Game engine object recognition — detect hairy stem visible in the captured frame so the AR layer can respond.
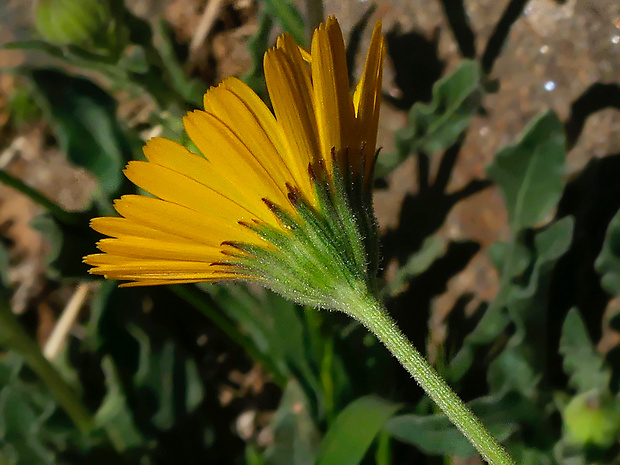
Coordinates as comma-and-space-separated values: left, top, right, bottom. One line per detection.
348, 293, 515, 465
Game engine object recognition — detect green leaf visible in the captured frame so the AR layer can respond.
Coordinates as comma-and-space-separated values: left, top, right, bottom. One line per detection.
487, 218, 574, 394
487, 347, 540, 397
2, 40, 64, 58
246, 445, 266, 465
385, 236, 447, 297
487, 241, 530, 278
263, 0, 305, 46
510, 446, 554, 465
509, 217, 574, 337
0, 386, 56, 465
25, 68, 127, 194
7, 85, 43, 127
129, 326, 204, 430
449, 217, 573, 383
95, 356, 143, 452
0, 353, 77, 465
486, 111, 565, 230
379, 60, 482, 175
315, 396, 401, 465
155, 20, 204, 106
263, 380, 321, 465
386, 393, 538, 459
560, 309, 610, 393
595, 208, 620, 296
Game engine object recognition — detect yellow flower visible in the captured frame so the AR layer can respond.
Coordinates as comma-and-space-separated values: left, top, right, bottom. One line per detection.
85, 17, 385, 310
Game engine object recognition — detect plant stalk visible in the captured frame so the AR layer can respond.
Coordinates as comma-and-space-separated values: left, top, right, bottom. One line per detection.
0, 299, 93, 432
349, 293, 515, 465
0, 170, 79, 225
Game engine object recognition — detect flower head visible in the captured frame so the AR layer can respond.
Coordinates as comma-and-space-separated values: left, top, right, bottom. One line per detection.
85, 17, 385, 312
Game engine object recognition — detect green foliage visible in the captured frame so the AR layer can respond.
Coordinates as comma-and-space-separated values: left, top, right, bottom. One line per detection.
6, 85, 43, 128
487, 111, 565, 230
34, 0, 110, 47
560, 309, 610, 393
95, 356, 143, 452
263, 0, 306, 46
595, 208, 620, 295
315, 396, 400, 465
0, 244, 9, 289
562, 390, 620, 449
206, 285, 324, 391
379, 60, 482, 176
386, 392, 538, 458
0, 354, 63, 465
448, 110, 570, 383
24, 68, 127, 194
262, 380, 321, 465
384, 236, 447, 297
31, 212, 100, 279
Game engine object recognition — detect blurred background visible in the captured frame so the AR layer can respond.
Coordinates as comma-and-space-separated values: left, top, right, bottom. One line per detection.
0, 0, 620, 464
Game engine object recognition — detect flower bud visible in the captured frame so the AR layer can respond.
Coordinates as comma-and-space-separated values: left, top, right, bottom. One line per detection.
34, 0, 109, 46
563, 390, 620, 448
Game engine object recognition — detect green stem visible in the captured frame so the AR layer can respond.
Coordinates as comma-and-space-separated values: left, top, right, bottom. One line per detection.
349, 293, 515, 465
0, 299, 93, 432
0, 170, 79, 225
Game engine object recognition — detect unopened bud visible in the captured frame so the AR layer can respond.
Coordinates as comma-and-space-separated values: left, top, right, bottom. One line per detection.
34, 0, 109, 46
563, 391, 620, 448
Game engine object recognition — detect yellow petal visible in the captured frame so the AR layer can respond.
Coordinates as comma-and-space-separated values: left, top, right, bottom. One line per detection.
123, 161, 274, 226
352, 19, 385, 182
311, 17, 356, 173
210, 77, 317, 203
264, 35, 320, 179
96, 237, 225, 262
84, 247, 243, 283
183, 110, 290, 209
85, 256, 231, 274
203, 79, 293, 186
118, 276, 242, 287
143, 137, 263, 215
111, 195, 263, 246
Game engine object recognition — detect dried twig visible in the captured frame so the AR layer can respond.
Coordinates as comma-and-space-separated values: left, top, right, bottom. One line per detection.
189, 0, 226, 60
43, 282, 91, 360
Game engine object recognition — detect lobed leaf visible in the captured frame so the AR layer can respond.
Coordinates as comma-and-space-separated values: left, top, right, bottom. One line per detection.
486, 111, 565, 231
379, 60, 482, 176
560, 308, 610, 393
595, 208, 620, 296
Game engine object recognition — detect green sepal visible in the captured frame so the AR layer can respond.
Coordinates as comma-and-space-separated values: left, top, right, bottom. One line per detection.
227, 158, 381, 314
